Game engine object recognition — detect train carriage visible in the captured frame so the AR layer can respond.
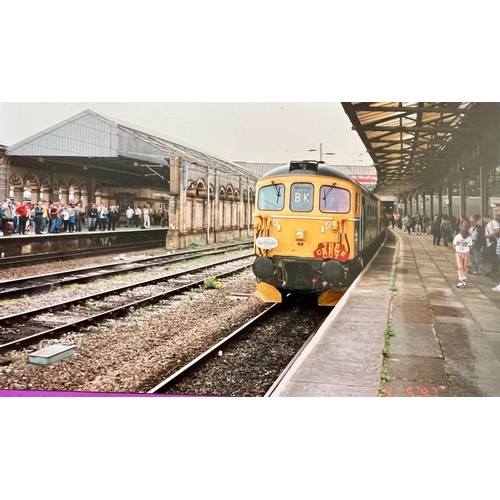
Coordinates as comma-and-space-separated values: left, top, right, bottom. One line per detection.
252, 160, 383, 306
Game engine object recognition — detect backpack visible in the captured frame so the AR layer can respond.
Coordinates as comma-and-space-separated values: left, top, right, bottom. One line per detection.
441, 220, 451, 231
475, 225, 486, 247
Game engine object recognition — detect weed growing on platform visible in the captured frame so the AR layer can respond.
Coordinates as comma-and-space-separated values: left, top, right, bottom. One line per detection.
379, 325, 394, 396
389, 270, 398, 293
382, 325, 394, 357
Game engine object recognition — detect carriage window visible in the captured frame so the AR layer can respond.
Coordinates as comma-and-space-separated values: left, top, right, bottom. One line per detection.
257, 183, 285, 210
290, 183, 314, 212
320, 186, 351, 213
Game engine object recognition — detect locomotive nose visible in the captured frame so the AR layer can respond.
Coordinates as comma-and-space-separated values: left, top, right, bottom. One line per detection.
252, 257, 274, 279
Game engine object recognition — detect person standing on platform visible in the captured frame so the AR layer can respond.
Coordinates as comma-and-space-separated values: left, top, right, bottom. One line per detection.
2, 199, 15, 236
143, 206, 150, 229
440, 215, 452, 247
126, 206, 134, 227
394, 212, 401, 229
74, 202, 83, 232
431, 215, 441, 245
453, 228, 473, 288
34, 201, 44, 234
482, 213, 500, 277
16, 201, 29, 235
68, 204, 76, 232
87, 203, 98, 231
134, 206, 142, 228
414, 214, 422, 235
402, 214, 411, 234
49, 203, 59, 233
98, 204, 108, 231
468, 215, 484, 274
492, 235, 500, 292
41, 201, 48, 233
107, 205, 119, 231
161, 207, 169, 228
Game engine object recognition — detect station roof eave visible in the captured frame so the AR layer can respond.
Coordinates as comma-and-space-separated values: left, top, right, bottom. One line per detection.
341, 102, 479, 197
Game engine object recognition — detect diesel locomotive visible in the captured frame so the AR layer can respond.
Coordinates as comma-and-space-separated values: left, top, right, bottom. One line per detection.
252, 160, 383, 306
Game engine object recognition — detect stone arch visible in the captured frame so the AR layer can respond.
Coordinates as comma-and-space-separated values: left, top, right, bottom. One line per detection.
39, 178, 51, 202
68, 178, 82, 205
8, 173, 23, 200
22, 173, 40, 202
196, 178, 207, 197
186, 178, 197, 196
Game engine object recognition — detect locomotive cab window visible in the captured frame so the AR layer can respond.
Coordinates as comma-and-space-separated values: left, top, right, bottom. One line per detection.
290, 183, 314, 212
257, 183, 285, 210
320, 185, 351, 213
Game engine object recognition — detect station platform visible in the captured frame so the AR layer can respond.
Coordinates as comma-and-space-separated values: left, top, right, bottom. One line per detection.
0, 225, 168, 259
270, 227, 500, 397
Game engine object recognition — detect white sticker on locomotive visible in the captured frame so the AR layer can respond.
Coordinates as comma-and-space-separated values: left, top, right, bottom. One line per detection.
256, 236, 278, 250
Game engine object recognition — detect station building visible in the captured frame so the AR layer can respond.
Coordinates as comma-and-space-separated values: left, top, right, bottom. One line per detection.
0, 109, 259, 249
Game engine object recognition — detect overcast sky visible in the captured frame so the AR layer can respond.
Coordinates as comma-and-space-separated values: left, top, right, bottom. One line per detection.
0, 102, 371, 166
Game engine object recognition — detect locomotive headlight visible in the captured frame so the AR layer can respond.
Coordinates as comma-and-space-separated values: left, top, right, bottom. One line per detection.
296, 231, 304, 240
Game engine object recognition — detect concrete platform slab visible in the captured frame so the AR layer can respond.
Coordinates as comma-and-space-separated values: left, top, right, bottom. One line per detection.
271, 227, 500, 397
389, 324, 442, 358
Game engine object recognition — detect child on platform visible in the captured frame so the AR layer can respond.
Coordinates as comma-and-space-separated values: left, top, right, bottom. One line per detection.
453, 228, 473, 288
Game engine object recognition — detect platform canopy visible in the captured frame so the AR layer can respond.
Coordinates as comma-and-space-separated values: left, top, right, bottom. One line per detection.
341, 102, 481, 196
6, 109, 257, 188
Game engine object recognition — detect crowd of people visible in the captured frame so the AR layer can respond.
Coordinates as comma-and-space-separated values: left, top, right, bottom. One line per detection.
0, 199, 170, 237
386, 210, 500, 292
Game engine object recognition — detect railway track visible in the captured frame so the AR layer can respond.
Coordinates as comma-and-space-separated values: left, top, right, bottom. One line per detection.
148, 297, 333, 397
0, 238, 253, 269
0, 241, 252, 298
0, 239, 164, 269
0, 254, 253, 354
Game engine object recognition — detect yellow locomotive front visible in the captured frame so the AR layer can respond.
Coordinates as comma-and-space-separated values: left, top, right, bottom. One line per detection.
252, 160, 374, 307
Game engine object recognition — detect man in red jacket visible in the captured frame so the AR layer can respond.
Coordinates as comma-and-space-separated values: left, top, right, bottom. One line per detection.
16, 202, 29, 235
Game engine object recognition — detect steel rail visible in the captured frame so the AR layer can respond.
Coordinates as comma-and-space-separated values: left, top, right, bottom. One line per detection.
0, 243, 252, 298
0, 239, 252, 269
0, 254, 254, 327
0, 262, 252, 354
148, 303, 280, 394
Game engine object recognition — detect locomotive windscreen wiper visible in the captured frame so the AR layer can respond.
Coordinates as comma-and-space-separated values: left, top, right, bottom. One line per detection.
321, 183, 336, 204
272, 182, 282, 204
